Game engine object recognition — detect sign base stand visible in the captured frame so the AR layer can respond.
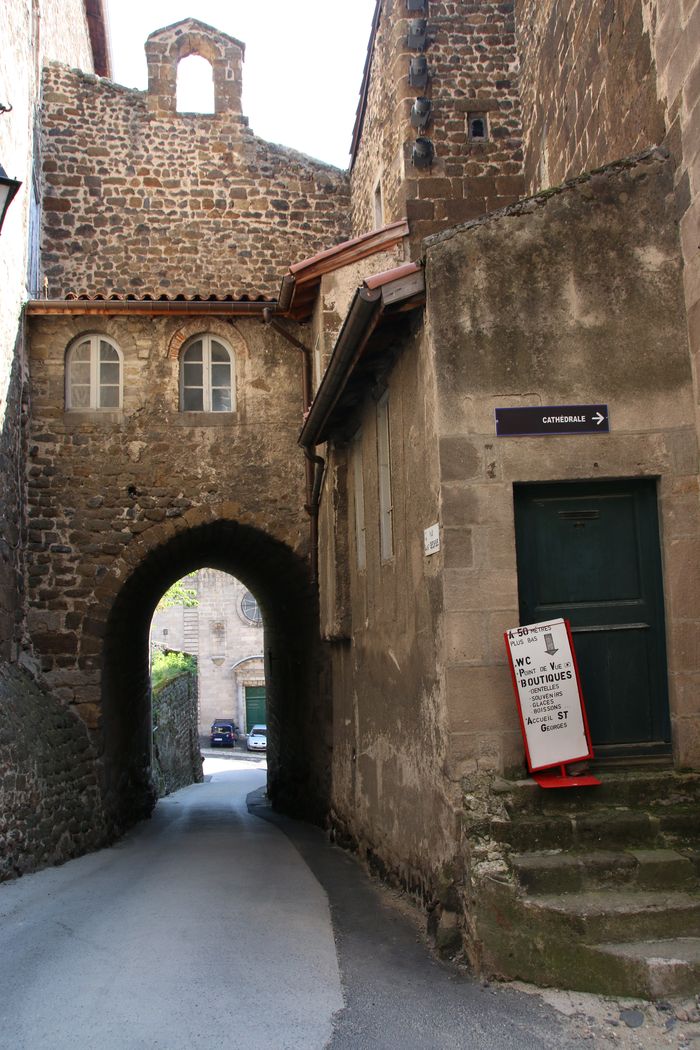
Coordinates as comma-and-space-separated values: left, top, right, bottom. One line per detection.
533, 764, 601, 789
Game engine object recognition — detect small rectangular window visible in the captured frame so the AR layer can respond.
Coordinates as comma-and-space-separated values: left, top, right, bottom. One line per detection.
377, 392, 394, 561
373, 179, 384, 229
353, 430, 366, 571
313, 335, 322, 393
468, 112, 488, 141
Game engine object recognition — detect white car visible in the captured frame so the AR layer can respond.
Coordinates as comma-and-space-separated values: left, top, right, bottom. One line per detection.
247, 724, 267, 751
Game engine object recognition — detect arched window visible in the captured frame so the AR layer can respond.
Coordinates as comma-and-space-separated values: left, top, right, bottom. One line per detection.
180, 334, 235, 413
66, 334, 122, 410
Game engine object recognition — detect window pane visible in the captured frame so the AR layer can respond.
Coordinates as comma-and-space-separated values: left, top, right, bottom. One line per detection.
211, 363, 230, 387
99, 385, 120, 408
184, 341, 203, 362
71, 362, 91, 385
100, 362, 120, 385
210, 340, 229, 362
70, 384, 91, 408
73, 341, 91, 362
99, 341, 119, 361
184, 362, 203, 386
183, 387, 204, 411
211, 388, 232, 412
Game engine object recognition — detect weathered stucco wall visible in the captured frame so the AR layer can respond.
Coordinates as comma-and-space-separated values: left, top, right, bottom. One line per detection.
425, 148, 700, 774
351, 0, 525, 248
322, 313, 456, 902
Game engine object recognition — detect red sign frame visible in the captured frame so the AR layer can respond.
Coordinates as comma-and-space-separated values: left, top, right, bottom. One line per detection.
504, 618, 595, 774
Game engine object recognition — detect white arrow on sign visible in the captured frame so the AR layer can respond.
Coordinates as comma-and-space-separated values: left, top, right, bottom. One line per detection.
592, 412, 605, 425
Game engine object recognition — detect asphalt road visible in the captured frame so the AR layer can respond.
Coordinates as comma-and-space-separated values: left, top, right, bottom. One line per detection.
0, 759, 588, 1049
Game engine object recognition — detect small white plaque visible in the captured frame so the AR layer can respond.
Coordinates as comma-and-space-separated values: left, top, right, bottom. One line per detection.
424, 523, 440, 556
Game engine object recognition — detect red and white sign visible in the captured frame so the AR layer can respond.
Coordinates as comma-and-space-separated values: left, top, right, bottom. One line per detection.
504, 618, 594, 772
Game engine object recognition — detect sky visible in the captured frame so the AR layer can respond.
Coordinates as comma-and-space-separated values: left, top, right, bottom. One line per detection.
105, 0, 377, 169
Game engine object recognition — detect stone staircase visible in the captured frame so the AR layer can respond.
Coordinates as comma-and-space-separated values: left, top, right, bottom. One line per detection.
469, 770, 700, 998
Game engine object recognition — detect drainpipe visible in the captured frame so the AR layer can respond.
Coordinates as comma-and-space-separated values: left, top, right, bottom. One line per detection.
262, 310, 324, 585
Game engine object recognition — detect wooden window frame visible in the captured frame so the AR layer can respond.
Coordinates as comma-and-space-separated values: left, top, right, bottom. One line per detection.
376, 391, 394, 561
65, 334, 123, 411
353, 429, 367, 571
180, 333, 236, 413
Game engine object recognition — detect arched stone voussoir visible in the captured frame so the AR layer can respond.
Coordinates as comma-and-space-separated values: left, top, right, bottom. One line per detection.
166, 319, 248, 360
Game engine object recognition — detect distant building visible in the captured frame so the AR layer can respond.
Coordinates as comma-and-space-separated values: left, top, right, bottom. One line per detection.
151, 570, 265, 735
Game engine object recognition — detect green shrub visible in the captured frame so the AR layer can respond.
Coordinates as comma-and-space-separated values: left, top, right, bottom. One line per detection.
151, 649, 197, 688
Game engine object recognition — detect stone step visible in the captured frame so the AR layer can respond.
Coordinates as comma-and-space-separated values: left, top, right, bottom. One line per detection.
489, 808, 662, 851
493, 771, 700, 817
586, 937, 700, 999
512, 848, 697, 894
523, 889, 700, 943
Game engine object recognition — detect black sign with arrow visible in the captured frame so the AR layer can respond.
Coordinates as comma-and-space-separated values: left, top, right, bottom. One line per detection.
495, 404, 610, 437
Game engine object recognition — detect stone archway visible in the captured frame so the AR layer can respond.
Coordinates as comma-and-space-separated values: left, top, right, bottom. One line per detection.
95, 517, 327, 836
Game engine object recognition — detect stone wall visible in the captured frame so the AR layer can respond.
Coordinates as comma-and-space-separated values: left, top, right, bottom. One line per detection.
40, 50, 351, 299
351, 0, 525, 249
152, 670, 202, 796
0, 1, 95, 658
515, 0, 666, 192
26, 310, 326, 829
0, 662, 107, 881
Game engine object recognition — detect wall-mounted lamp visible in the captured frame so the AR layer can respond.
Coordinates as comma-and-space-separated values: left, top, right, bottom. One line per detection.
412, 137, 434, 168
0, 165, 21, 235
407, 18, 428, 49
409, 55, 429, 88
411, 97, 432, 129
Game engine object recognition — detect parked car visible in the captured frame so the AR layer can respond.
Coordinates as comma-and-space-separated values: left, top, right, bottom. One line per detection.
210, 720, 237, 747
246, 724, 267, 751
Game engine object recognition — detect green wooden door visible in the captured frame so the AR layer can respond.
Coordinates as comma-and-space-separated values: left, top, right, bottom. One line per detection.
245, 686, 266, 732
514, 480, 670, 754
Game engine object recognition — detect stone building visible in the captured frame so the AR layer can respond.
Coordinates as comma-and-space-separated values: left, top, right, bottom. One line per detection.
2, 0, 700, 996
151, 569, 266, 736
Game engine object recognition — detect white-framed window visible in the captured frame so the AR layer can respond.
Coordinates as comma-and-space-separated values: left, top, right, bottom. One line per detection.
180, 334, 235, 412
66, 334, 123, 410
376, 391, 394, 561
353, 429, 367, 570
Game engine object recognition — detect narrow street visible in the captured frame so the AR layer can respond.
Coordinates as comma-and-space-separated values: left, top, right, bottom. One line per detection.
0, 761, 635, 1049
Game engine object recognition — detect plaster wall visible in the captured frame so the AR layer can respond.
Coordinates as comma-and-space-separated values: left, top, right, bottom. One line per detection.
425, 149, 700, 774
321, 314, 456, 898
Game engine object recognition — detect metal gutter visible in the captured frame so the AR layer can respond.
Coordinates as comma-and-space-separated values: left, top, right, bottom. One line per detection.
299, 286, 383, 449
299, 263, 424, 449
26, 299, 273, 318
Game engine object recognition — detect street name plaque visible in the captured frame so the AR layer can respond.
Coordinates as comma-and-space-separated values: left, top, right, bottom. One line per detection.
495, 404, 609, 436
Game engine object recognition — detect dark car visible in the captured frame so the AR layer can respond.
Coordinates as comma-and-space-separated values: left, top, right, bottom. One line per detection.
210, 720, 237, 747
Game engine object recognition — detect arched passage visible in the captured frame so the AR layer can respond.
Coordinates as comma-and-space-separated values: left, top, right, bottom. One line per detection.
99, 518, 328, 834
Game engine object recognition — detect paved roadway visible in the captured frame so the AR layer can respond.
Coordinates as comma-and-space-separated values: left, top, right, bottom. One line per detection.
0, 757, 587, 1049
